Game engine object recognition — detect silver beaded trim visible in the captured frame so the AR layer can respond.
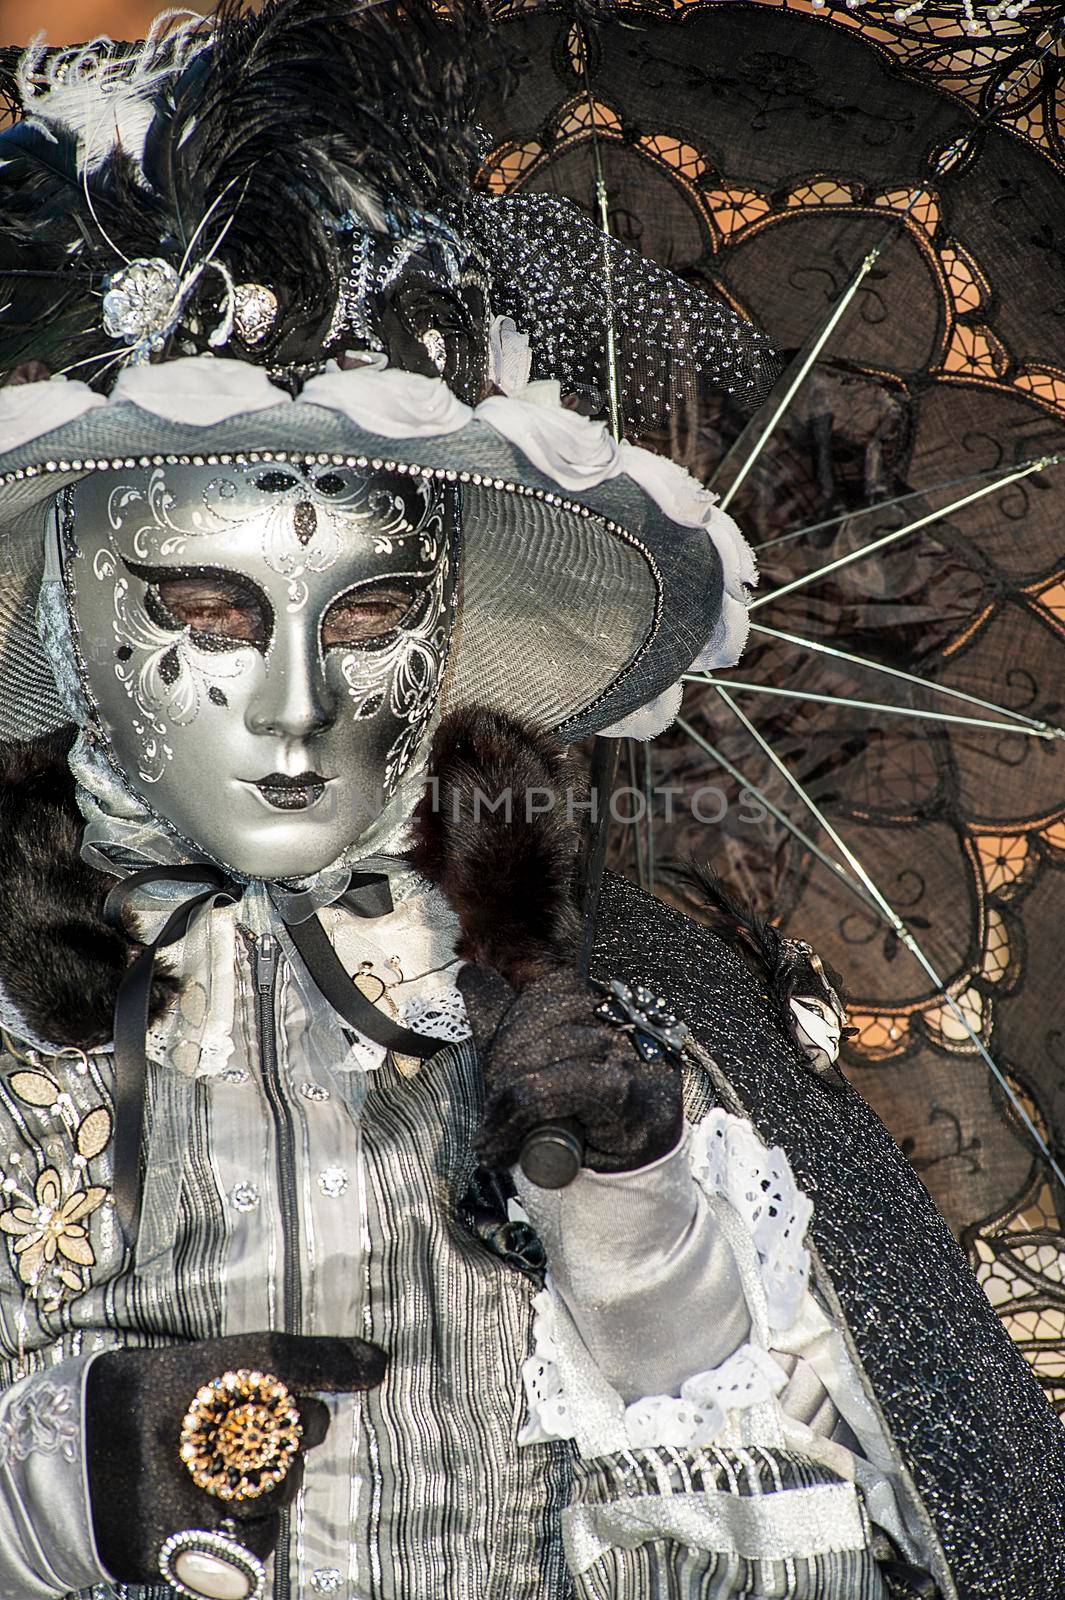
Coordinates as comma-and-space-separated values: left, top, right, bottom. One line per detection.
3, 449, 605, 523
14, 448, 666, 726
158, 1527, 266, 1600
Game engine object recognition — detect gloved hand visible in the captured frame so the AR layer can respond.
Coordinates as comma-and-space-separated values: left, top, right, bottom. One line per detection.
459, 963, 683, 1175
410, 704, 684, 1177
86, 1330, 387, 1583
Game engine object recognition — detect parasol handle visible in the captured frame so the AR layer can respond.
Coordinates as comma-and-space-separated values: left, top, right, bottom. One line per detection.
518, 1118, 585, 1189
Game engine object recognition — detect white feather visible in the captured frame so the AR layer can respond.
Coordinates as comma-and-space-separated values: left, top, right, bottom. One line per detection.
16, 10, 211, 177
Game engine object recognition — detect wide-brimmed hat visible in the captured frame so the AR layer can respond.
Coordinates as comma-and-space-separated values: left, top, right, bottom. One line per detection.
0, 357, 753, 746
0, 0, 765, 751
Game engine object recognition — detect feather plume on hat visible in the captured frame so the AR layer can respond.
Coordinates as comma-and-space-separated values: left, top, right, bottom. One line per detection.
0, 0, 496, 387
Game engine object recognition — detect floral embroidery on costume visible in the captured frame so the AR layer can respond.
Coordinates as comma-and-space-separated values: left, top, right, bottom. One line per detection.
0, 1168, 107, 1290
0, 1056, 113, 1309
0, 1378, 78, 1466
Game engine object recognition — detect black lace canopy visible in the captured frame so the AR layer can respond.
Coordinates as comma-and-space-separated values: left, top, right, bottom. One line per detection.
473, 0, 1065, 1412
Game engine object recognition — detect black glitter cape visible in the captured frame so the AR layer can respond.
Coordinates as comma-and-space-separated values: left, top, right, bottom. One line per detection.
594, 871, 1065, 1600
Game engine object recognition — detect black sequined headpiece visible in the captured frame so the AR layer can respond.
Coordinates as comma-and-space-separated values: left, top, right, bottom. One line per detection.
0, 0, 781, 421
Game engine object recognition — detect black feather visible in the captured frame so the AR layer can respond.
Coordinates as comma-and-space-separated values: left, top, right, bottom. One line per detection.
684, 861, 851, 1035
0, 0, 499, 385
683, 862, 787, 991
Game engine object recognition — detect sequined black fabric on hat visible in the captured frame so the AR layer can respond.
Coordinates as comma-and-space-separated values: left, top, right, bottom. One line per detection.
594, 872, 1065, 1600
463, 193, 782, 431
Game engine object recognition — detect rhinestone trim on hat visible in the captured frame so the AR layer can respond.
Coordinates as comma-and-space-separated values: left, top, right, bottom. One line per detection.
4, 450, 616, 534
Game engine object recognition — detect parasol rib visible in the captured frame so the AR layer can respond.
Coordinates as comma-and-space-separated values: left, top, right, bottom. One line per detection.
751, 460, 1059, 553
718, 241, 885, 513
625, 737, 648, 891
713, 685, 1065, 1195
644, 739, 656, 893
750, 623, 1061, 736
576, 20, 623, 444
675, 714, 883, 916
713, 21, 1065, 511
686, 676, 1060, 738
749, 458, 1059, 610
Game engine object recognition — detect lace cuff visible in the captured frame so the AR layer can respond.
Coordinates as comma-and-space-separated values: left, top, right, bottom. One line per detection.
688, 1109, 813, 1335
520, 1109, 813, 1453
395, 985, 471, 1043
520, 1286, 788, 1451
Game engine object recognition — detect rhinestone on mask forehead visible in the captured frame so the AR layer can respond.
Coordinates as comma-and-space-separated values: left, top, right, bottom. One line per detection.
182, 456, 446, 542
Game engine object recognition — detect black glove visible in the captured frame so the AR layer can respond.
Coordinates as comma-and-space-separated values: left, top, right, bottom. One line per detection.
460, 964, 683, 1175
86, 1330, 387, 1583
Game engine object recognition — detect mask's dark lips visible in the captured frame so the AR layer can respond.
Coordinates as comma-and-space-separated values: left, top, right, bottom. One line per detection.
253, 772, 327, 811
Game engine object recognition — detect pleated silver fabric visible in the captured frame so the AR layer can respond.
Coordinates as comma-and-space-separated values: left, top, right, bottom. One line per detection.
0, 976, 887, 1598
309, 1037, 576, 1599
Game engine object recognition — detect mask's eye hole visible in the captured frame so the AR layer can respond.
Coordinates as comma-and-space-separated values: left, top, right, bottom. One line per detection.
796, 998, 838, 1027
147, 574, 269, 649
322, 581, 416, 649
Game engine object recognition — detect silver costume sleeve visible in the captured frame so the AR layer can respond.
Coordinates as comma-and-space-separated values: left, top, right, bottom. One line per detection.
514, 1133, 750, 1403
0, 1355, 109, 1599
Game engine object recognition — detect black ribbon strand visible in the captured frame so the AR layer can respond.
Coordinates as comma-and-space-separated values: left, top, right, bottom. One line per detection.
105, 865, 432, 1251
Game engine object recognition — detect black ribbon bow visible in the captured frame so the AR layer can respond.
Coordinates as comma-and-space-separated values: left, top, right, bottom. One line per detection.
104, 866, 438, 1249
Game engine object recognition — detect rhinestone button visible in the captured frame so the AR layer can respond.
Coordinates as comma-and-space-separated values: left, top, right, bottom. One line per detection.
311, 1571, 342, 1594
317, 1167, 348, 1198
221, 1067, 249, 1085
230, 1181, 260, 1212
300, 1082, 330, 1103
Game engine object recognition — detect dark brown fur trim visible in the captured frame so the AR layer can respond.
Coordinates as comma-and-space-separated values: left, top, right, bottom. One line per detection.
0, 730, 166, 1049
409, 707, 583, 988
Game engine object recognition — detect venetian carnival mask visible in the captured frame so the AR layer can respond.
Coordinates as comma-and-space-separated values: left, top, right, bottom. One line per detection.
785, 940, 849, 1074
60, 460, 457, 879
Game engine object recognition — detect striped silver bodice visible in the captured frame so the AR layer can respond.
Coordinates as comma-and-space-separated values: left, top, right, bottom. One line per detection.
0, 924, 886, 1600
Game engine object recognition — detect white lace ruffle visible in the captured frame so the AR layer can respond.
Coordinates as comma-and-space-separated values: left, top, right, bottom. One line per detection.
519, 1289, 788, 1450
519, 1290, 574, 1445
624, 1344, 787, 1450
689, 1109, 813, 1335
520, 1111, 813, 1451
395, 986, 471, 1043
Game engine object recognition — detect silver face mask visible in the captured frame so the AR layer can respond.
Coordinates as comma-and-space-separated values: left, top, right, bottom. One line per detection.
60, 460, 457, 879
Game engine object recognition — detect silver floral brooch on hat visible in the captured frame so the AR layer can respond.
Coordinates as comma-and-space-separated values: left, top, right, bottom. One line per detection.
102, 256, 278, 363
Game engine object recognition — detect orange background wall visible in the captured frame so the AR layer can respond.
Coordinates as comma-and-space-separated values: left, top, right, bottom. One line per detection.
0, 1, 205, 46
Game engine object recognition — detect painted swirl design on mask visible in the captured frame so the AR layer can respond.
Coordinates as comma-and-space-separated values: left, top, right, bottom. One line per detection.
108, 571, 256, 782
338, 490, 452, 796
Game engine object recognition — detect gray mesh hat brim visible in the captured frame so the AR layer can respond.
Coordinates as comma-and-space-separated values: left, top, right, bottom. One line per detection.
0, 364, 747, 744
